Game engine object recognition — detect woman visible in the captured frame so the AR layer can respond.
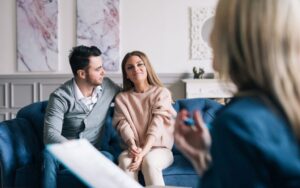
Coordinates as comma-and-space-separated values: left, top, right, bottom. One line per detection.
174, 0, 300, 187
113, 51, 176, 186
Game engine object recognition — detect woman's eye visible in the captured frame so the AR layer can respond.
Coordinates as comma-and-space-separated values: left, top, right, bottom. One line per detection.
126, 66, 133, 70
126, 63, 144, 70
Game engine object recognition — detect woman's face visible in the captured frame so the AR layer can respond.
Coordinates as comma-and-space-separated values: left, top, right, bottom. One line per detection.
124, 55, 148, 85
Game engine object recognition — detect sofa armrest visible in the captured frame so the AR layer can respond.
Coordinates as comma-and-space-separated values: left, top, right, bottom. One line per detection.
0, 118, 41, 187
16, 101, 48, 148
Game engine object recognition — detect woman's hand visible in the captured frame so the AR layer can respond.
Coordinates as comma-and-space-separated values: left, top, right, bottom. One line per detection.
128, 144, 142, 158
174, 110, 212, 174
127, 139, 142, 158
126, 141, 143, 171
127, 135, 156, 172
128, 152, 144, 172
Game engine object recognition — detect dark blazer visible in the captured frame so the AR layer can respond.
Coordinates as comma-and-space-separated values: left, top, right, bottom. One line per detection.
202, 96, 300, 188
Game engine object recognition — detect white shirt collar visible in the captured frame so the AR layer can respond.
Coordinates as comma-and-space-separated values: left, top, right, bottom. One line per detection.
73, 79, 102, 101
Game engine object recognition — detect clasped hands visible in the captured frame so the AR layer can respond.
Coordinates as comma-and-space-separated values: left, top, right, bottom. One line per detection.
127, 142, 144, 172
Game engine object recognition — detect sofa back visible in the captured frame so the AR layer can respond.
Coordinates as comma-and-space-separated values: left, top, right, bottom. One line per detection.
173, 98, 221, 124
15, 98, 223, 150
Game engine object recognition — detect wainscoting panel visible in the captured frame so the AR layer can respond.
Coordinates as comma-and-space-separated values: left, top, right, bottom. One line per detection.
0, 73, 190, 120
39, 82, 64, 101
0, 113, 7, 122
11, 83, 36, 108
0, 83, 8, 108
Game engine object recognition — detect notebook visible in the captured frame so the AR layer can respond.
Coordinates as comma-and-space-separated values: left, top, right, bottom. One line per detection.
46, 139, 143, 188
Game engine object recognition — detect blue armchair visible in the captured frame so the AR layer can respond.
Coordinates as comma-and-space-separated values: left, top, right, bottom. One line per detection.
0, 98, 222, 188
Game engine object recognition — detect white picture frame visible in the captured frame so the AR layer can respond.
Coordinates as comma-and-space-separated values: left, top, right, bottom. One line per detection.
190, 7, 215, 60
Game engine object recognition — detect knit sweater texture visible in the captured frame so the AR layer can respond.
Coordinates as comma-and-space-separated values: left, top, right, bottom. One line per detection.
113, 86, 176, 149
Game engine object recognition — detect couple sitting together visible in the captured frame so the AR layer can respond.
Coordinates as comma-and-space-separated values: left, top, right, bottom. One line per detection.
43, 0, 300, 187
42, 45, 176, 187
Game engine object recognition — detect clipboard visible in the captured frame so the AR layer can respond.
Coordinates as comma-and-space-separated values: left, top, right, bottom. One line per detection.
46, 139, 143, 188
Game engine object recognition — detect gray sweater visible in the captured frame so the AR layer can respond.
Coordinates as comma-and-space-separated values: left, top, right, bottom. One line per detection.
43, 77, 120, 147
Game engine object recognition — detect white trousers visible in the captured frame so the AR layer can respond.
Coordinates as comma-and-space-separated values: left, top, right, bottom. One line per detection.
118, 147, 174, 186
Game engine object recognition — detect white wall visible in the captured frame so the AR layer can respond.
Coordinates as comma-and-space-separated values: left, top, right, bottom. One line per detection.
0, 0, 217, 75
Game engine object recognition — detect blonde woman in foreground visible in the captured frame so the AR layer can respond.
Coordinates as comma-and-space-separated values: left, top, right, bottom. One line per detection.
113, 51, 176, 186
174, 0, 300, 187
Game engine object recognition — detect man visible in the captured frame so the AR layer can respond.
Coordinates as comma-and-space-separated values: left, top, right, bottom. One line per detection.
42, 45, 120, 188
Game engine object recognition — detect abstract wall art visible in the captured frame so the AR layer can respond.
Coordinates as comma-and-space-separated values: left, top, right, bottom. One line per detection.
190, 7, 215, 60
16, 0, 59, 72
77, 0, 120, 71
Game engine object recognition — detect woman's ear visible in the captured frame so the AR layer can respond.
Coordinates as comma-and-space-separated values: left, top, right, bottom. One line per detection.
77, 69, 86, 79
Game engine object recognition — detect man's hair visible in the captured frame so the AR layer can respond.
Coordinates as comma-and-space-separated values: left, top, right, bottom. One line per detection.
69, 45, 102, 76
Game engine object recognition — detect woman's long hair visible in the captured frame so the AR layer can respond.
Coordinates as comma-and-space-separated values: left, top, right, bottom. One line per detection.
211, 0, 300, 140
121, 51, 163, 91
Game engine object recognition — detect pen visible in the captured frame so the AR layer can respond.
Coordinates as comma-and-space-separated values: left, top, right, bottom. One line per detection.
173, 115, 197, 130
183, 117, 194, 126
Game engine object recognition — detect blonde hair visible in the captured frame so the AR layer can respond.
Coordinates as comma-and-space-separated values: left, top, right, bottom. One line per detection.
121, 51, 163, 91
211, 0, 300, 140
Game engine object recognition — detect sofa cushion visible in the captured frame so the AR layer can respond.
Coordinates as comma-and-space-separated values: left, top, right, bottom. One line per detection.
138, 155, 199, 187
164, 155, 197, 175
164, 174, 199, 188
162, 155, 200, 188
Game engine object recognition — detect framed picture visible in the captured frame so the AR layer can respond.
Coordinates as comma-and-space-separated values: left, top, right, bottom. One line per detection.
77, 0, 120, 72
190, 7, 215, 60
16, 0, 58, 72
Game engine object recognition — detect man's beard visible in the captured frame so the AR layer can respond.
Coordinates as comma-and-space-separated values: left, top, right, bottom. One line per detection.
85, 74, 102, 87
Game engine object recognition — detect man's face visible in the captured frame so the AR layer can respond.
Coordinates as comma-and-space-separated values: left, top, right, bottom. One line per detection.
84, 56, 105, 86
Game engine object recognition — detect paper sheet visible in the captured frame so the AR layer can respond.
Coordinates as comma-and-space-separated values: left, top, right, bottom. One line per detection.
47, 139, 142, 188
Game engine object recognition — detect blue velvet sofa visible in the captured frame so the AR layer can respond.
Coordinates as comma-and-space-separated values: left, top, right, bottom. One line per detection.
0, 98, 222, 188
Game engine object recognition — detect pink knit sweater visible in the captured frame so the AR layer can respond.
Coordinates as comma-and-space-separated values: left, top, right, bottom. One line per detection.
113, 86, 176, 149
